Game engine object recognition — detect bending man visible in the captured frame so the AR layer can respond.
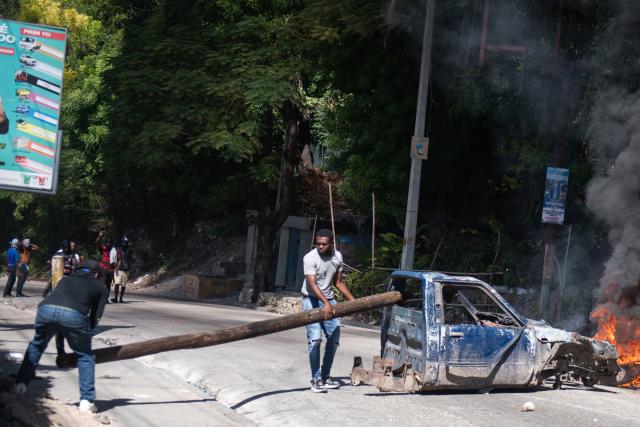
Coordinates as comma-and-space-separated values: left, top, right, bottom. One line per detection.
13, 259, 108, 413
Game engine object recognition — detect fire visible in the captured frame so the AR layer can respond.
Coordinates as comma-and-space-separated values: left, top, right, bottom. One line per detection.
592, 305, 640, 388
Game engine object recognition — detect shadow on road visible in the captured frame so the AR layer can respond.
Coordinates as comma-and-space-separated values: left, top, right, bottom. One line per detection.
107, 300, 144, 305
231, 376, 358, 409
230, 387, 309, 410
96, 397, 217, 411
94, 325, 137, 334
0, 323, 40, 331
362, 383, 619, 396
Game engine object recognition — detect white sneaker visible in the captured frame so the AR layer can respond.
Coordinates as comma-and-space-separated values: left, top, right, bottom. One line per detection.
79, 399, 97, 413
10, 383, 27, 395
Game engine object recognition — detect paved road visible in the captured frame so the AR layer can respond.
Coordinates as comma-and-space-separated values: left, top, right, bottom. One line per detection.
2, 280, 639, 426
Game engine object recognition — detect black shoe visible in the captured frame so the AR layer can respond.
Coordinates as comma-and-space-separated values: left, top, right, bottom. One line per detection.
310, 378, 327, 393
110, 298, 118, 303
16, 293, 26, 297
324, 377, 340, 389
3, 294, 13, 298
118, 299, 124, 303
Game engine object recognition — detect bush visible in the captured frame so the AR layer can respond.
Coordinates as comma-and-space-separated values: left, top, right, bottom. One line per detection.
338, 269, 390, 301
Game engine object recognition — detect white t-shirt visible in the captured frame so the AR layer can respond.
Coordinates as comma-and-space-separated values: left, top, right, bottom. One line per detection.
109, 247, 118, 265
301, 248, 343, 299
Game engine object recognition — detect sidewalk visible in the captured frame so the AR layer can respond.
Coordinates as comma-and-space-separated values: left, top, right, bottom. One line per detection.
0, 278, 253, 426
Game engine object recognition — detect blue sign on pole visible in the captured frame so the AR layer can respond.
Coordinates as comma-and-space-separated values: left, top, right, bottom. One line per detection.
0, 19, 67, 194
542, 167, 569, 224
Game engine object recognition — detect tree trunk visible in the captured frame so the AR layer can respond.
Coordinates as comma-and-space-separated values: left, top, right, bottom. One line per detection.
251, 101, 305, 301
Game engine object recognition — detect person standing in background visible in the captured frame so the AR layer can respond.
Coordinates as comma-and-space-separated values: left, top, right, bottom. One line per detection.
3, 238, 20, 297
95, 232, 115, 303
111, 236, 132, 303
16, 239, 39, 297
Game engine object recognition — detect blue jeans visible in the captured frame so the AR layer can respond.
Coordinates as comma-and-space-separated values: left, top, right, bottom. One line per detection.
17, 304, 96, 401
3, 265, 17, 295
303, 296, 340, 381
16, 264, 29, 294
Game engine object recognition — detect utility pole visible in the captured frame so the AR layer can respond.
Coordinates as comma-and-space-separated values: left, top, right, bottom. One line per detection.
400, 0, 436, 269
540, 0, 567, 319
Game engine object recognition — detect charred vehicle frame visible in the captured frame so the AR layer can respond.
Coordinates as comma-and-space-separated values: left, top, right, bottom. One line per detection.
351, 271, 626, 392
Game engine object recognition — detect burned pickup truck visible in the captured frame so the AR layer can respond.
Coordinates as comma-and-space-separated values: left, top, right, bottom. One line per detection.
351, 271, 625, 392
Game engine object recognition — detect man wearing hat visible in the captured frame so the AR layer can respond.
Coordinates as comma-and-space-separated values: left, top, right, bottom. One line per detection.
12, 259, 108, 413
15, 238, 39, 297
3, 238, 20, 297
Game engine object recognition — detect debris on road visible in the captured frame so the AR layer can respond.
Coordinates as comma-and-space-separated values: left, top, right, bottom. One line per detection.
521, 402, 535, 412
5, 352, 23, 362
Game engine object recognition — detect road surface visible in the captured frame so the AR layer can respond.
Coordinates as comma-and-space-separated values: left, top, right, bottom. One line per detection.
1, 279, 639, 426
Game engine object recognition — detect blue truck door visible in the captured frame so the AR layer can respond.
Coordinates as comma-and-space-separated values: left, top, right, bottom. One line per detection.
445, 324, 518, 365
382, 276, 428, 376
439, 283, 535, 386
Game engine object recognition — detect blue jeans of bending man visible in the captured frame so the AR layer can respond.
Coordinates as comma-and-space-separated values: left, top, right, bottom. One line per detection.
16, 304, 96, 401
303, 296, 340, 381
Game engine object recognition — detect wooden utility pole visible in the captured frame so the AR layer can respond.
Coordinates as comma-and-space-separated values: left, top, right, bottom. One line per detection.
540, 0, 569, 319
57, 292, 403, 368
371, 193, 376, 269
328, 182, 336, 247
51, 255, 64, 288
478, 0, 490, 66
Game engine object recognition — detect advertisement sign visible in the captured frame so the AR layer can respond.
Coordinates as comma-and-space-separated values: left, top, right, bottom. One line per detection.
542, 167, 569, 224
0, 20, 67, 194
410, 136, 429, 160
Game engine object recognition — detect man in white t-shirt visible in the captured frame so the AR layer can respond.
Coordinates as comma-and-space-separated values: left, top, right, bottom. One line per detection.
301, 229, 354, 393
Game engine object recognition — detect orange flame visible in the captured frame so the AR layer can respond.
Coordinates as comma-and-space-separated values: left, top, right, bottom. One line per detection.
592, 305, 640, 388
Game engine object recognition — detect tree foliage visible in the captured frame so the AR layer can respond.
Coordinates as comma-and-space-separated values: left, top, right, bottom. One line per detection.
0, 0, 625, 298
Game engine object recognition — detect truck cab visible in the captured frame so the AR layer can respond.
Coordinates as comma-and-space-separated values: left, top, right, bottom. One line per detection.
351, 270, 622, 392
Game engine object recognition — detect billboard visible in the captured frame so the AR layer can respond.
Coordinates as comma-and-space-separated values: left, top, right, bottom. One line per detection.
542, 167, 569, 224
0, 20, 67, 194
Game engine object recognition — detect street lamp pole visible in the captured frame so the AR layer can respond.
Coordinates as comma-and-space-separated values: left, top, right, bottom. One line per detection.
400, 0, 436, 269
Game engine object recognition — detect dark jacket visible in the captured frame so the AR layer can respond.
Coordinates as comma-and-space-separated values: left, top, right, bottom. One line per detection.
41, 270, 108, 328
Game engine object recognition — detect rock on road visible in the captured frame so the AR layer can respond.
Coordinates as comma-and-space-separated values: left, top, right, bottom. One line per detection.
1, 279, 639, 427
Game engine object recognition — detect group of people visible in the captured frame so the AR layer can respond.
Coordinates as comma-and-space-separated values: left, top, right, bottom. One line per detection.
3, 232, 133, 303
95, 231, 133, 304
10, 227, 347, 414
2, 238, 39, 298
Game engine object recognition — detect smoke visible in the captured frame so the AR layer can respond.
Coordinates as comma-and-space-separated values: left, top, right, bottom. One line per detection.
586, 0, 640, 352
586, 90, 640, 329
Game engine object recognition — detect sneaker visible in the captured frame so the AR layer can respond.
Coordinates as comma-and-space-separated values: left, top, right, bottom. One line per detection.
110, 298, 118, 303
310, 378, 327, 393
324, 377, 340, 389
16, 293, 26, 297
79, 399, 97, 413
11, 383, 27, 395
